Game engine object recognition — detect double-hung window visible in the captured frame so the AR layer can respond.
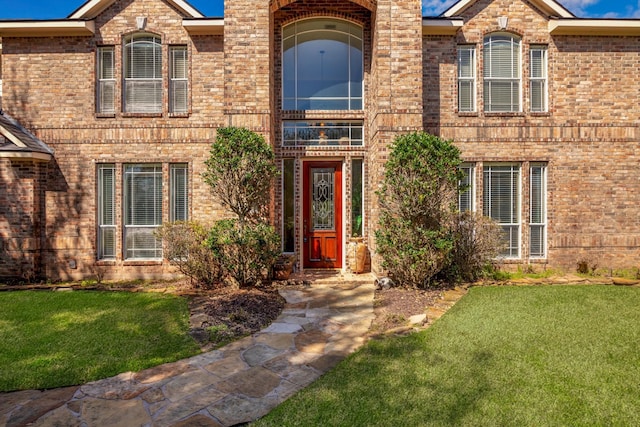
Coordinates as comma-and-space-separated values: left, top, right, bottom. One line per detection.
530, 46, 548, 113
530, 163, 547, 258
97, 47, 116, 114
483, 164, 521, 257
457, 46, 476, 113
459, 164, 475, 212
97, 164, 116, 259
483, 34, 521, 112
124, 164, 163, 259
170, 46, 188, 113
124, 34, 162, 113
170, 164, 188, 222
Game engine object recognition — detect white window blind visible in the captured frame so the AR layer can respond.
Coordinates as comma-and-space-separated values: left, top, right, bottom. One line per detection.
458, 46, 476, 112
484, 34, 521, 112
124, 34, 162, 113
530, 46, 548, 113
170, 164, 188, 222
458, 164, 474, 212
97, 47, 116, 114
170, 46, 188, 113
124, 164, 162, 259
97, 164, 116, 259
483, 164, 521, 257
530, 163, 547, 258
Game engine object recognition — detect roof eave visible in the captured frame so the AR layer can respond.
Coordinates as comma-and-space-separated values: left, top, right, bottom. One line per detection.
422, 18, 464, 35
182, 19, 224, 35
69, 0, 204, 19
0, 20, 95, 37
549, 19, 640, 36
0, 151, 52, 161
442, 0, 574, 19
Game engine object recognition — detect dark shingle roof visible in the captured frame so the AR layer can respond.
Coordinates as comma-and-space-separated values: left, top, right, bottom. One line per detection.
0, 110, 54, 156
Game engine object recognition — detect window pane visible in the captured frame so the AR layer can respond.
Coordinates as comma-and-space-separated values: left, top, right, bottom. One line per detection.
97, 47, 115, 114
124, 34, 162, 113
530, 164, 546, 258
124, 164, 162, 259
170, 46, 188, 113
483, 164, 520, 257
283, 159, 295, 252
351, 159, 363, 237
530, 46, 547, 112
170, 164, 188, 222
282, 19, 363, 111
97, 164, 116, 260
458, 165, 474, 212
484, 34, 521, 112
282, 121, 363, 146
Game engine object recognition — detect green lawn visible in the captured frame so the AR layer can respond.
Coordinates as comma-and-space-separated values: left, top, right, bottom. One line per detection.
254, 285, 640, 426
0, 291, 201, 392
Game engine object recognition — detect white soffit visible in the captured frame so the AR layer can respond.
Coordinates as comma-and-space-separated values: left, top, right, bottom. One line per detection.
182, 19, 224, 35
443, 0, 574, 18
69, 0, 204, 19
549, 19, 640, 36
422, 18, 464, 35
0, 20, 95, 37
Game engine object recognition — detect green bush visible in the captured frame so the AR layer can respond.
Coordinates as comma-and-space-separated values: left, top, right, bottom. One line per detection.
207, 219, 281, 287
375, 132, 501, 288
156, 221, 222, 289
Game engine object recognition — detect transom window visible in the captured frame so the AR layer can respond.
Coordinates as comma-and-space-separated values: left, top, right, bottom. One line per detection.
282, 121, 363, 146
282, 18, 363, 110
124, 34, 162, 113
483, 34, 521, 112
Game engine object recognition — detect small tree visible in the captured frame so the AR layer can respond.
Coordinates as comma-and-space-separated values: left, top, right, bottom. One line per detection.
376, 132, 501, 288
203, 127, 280, 286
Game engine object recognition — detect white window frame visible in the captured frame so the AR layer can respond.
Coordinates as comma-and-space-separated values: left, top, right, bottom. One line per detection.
124, 34, 162, 113
282, 18, 364, 111
170, 45, 188, 114
97, 46, 116, 114
457, 46, 476, 113
483, 163, 521, 258
483, 33, 522, 113
529, 163, 547, 258
97, 164, 116, 260
170, 164, 188, 222
529, 45, 548, 113
123, 164, 163, 260
458, 163, 475, 212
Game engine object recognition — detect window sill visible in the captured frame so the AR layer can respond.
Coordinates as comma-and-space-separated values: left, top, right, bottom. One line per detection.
122, 112, 163, 118
457, 111, 478, 117
529, 112, 551, 117
484, 112, 525, 117
95, 260, 116, 266
96, 113, 116, 119
169, 112, 190, 118
123, 259, 163, 266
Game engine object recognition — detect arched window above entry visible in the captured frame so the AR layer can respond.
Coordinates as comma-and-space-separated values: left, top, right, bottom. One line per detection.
282, 18, 363, 110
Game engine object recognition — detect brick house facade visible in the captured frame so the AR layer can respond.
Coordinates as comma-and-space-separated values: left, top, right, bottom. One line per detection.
0, 0, 638, 281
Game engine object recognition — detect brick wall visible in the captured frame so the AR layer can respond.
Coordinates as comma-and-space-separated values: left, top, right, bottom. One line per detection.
422, 0, 640, 270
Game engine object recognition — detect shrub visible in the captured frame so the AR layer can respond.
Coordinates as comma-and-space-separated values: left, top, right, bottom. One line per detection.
156, 221, 222, 289
207, 219, 281, 287
376, 132, 502, 288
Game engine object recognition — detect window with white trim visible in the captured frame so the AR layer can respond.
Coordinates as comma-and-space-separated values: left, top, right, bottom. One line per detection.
170, 46, 188, 113
97, 163, 189, 260
457, 46, 476, 112
170, 164, 188, 222
483, 164, 521, 258
124, 34, 162, 113
458, 163, 475, 212
97, 47, 116, 114
529, 46, 548, 113
282, 18, 363, 110
529, 163, 547, 258
483, 34, 521, 112
97, 164, 116, 259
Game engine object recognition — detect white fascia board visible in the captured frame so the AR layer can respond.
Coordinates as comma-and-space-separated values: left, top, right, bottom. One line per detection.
0, 151, 52, 161
70, 0, 204, 19
549, 19, 640, 36
422, 18, 464, 35
443, 0, 573, 18
0, 20, 95, 37
183, 19, 224, 35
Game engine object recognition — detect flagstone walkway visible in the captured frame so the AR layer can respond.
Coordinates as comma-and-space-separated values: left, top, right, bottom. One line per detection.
1, 272, 376, 427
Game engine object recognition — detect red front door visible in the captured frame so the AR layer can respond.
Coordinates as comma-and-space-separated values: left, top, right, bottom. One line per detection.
303, 161, 342, 269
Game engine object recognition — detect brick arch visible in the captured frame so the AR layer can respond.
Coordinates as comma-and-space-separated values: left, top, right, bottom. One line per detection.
270, 0, 376, 13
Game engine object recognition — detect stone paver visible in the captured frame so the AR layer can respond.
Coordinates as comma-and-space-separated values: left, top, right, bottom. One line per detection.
0, 272, 375, 427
